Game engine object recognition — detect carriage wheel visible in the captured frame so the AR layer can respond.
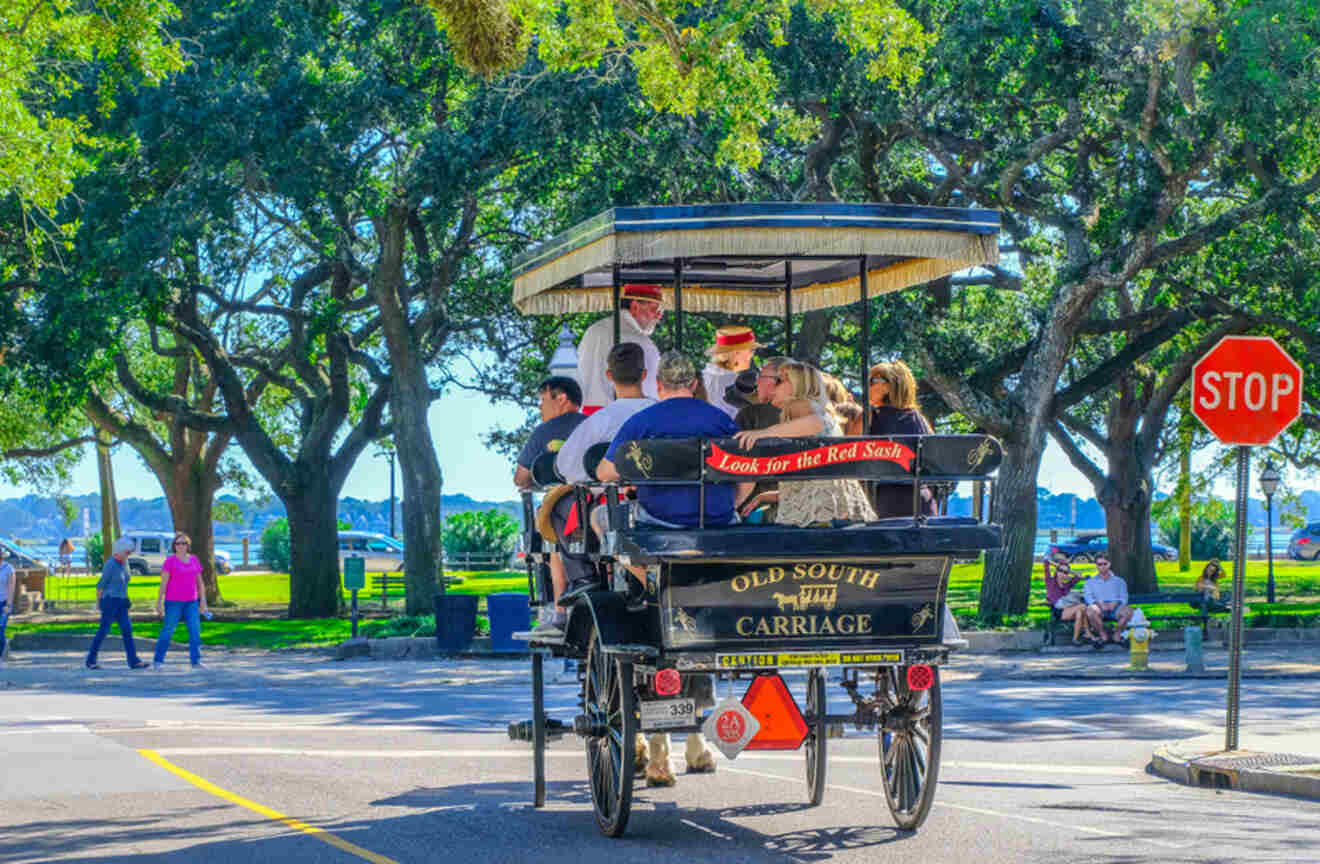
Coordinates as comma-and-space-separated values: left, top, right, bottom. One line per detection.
804, 667, 828, 806
583, 625, 636, 837
877, 665, 942, 831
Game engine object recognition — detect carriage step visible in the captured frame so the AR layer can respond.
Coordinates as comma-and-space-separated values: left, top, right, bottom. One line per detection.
507, 718, 568, 742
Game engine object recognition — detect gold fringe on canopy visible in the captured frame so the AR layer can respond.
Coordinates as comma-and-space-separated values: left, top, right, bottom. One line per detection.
513, 226, 998, 316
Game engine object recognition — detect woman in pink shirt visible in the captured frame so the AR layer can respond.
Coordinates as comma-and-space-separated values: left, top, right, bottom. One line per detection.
152, 532, 209, 669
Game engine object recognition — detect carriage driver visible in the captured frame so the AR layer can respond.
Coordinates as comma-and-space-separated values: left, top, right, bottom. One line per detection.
576, 283, 664, 412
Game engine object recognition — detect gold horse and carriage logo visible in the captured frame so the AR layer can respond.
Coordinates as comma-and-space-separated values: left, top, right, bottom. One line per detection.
770, 584, 838, 613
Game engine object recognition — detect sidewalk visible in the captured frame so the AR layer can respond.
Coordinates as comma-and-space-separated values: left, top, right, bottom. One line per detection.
1151, 731, 1320, 802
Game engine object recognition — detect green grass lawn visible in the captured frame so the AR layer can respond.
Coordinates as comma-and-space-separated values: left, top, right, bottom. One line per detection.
946, 559, 1320, 629
21, 561, 1314, 646
41, 568, 527, 609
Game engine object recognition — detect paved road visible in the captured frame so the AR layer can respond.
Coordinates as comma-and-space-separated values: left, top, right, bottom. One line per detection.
2, 651, 1318, 863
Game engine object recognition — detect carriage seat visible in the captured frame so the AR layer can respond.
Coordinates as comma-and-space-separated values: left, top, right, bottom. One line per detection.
603, 434, 1004, 562
617, 517, 1001, 562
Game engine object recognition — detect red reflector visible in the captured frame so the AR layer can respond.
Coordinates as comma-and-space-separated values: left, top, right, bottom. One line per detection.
654, 668, 682, 696
741, 673, 808, 750
1300, 538, 1311, 544
906, 665, 934, 691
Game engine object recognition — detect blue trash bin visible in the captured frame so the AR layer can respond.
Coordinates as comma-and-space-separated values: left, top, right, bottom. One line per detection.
434, 593, 478, 653
487, 593, 531, 652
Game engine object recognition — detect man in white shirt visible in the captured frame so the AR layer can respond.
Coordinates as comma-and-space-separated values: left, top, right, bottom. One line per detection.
1082, 554, 1133, 645
576, 283, 663, 411
555, 343, 654, 483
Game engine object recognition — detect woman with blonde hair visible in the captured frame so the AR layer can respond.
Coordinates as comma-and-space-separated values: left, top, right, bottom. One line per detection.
868, 360, 937, 518
703, 325, 762, 418
733, 361, 875, 526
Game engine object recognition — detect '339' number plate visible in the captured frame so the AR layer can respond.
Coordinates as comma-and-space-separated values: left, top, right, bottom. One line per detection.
639, 698, 696, 730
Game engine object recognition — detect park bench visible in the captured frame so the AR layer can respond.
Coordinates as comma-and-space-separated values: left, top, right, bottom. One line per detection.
371, 572, 404, 609
1043, 587, 1230, 645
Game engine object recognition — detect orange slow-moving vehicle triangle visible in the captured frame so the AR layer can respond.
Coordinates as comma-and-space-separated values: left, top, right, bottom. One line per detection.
741, 673, 809, 750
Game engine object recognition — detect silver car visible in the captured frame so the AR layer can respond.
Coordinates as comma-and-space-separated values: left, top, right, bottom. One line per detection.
338, 531, 405, 573
1288, 522, 1320, 561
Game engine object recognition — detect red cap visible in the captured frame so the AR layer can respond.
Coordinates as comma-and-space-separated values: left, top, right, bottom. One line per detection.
621, 283, 664, 305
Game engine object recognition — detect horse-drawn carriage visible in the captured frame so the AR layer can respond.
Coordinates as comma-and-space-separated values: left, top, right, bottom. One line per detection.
506, 203, 1004, 836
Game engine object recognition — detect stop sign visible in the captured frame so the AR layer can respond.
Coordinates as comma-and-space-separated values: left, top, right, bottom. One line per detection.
1192, 336, 1303, 445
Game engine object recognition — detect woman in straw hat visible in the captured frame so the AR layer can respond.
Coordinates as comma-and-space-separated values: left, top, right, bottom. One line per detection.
703, 325, 762, 418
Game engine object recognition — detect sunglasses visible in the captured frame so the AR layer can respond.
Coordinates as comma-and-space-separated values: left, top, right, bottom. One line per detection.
869, 376, 887, 384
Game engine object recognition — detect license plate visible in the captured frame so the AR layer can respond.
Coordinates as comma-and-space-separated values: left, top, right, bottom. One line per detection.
717, 650, 906, 668
640, 698, 697, 730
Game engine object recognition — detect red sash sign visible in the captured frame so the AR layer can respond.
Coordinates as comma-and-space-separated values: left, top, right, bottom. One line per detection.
706, 440, 916, 475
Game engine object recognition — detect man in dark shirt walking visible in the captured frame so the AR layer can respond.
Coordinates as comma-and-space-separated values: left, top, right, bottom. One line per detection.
86, 538, 150, 670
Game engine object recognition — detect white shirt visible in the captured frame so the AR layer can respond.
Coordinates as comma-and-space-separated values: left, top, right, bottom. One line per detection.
702, 363, 742, 419
1083, 572, 1129, 607
555, 397, 655, 483
576, 310, 660, 406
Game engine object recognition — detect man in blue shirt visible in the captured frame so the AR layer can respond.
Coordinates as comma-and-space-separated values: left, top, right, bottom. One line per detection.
598, 350, 753, 527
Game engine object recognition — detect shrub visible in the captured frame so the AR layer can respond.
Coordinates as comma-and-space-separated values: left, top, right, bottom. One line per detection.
260, 518, 291, 573
442, 510, 518, 563
1153, 497, 1233, 560
86, 532, 105, 573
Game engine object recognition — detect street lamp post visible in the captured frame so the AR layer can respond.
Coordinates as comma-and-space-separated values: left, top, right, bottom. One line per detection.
375, 449, 397, 538
1259, 460, 1281, 603
548, 325, 580, 382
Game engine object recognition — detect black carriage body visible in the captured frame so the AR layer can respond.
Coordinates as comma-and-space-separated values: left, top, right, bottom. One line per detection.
659, 556, 950, 653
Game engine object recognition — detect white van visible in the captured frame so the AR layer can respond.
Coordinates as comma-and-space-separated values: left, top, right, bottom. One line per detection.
122, 531, 231, 575
338, 531, 405, 573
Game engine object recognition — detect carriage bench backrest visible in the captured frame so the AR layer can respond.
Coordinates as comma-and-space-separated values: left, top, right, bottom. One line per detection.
611, 434, 1002, 486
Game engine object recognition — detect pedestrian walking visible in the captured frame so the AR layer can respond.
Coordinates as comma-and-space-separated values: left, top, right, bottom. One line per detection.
0, 554, 16, 663
86, 538, 150, 670
152, 533, 208, 669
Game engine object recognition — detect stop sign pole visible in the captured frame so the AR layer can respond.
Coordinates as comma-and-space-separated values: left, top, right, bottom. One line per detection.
1191, 336, 1304, 751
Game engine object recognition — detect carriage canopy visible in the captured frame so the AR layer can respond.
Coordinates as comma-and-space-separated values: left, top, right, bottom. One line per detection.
511, 203, 1001, 317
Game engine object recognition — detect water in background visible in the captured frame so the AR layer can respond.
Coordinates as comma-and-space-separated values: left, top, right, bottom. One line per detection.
17, 542, 253, 569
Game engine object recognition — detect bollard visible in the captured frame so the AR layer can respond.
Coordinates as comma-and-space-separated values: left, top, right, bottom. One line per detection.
1128, 626, 1152, 671
1184, 625, 1205, 674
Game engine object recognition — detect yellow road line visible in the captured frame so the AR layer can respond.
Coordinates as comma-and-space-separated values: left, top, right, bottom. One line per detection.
137, 749, 399, 864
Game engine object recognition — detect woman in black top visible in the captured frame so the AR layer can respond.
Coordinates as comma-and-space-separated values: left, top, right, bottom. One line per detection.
868, 360, 937, 518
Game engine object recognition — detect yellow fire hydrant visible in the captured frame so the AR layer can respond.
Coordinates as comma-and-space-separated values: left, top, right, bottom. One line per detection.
1127, 608, 1153, 670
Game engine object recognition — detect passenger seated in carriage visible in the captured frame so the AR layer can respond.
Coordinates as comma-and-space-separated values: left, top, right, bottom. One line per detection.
530, 344, 656, 636
733, 361, 876, 526
595, 350, 754, 534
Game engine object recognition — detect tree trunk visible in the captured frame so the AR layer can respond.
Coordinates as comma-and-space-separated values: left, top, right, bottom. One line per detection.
1101, 485, 1158, 595
393, 382, 445, 615
979, 441, 1043, 618
285, 466, 343, 618
372, 202, 446, 615
96, 436, 121, 542
1176, 409, 1194, 572
164, 469, 224, 605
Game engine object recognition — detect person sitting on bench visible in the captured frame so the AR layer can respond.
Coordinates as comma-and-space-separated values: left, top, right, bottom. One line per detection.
1083, 554, 1134, 647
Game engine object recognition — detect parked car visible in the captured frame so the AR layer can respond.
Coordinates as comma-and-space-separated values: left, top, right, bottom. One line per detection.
1288, 522, 1320, 561
0, 537, 50, 573
1048, 533, 1177, 563
122, 530, 232, 575
337, 530, 405, 573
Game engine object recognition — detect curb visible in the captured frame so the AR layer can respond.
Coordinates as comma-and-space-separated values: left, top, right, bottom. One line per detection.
10, 632, 156, 656
1151, 745, 1320, 801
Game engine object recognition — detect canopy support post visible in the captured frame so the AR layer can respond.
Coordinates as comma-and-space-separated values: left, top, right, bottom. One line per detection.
859, 256, 870, 435
611, 265, 621, 346
783, 262, 793, 358
673, 258, 685, 352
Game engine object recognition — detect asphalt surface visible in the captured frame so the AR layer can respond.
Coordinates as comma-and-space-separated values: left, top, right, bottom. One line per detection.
2, 650, 1318, 863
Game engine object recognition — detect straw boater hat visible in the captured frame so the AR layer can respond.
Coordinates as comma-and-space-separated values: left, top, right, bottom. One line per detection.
620, 283, 664, 306
708, 325, 763, 356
